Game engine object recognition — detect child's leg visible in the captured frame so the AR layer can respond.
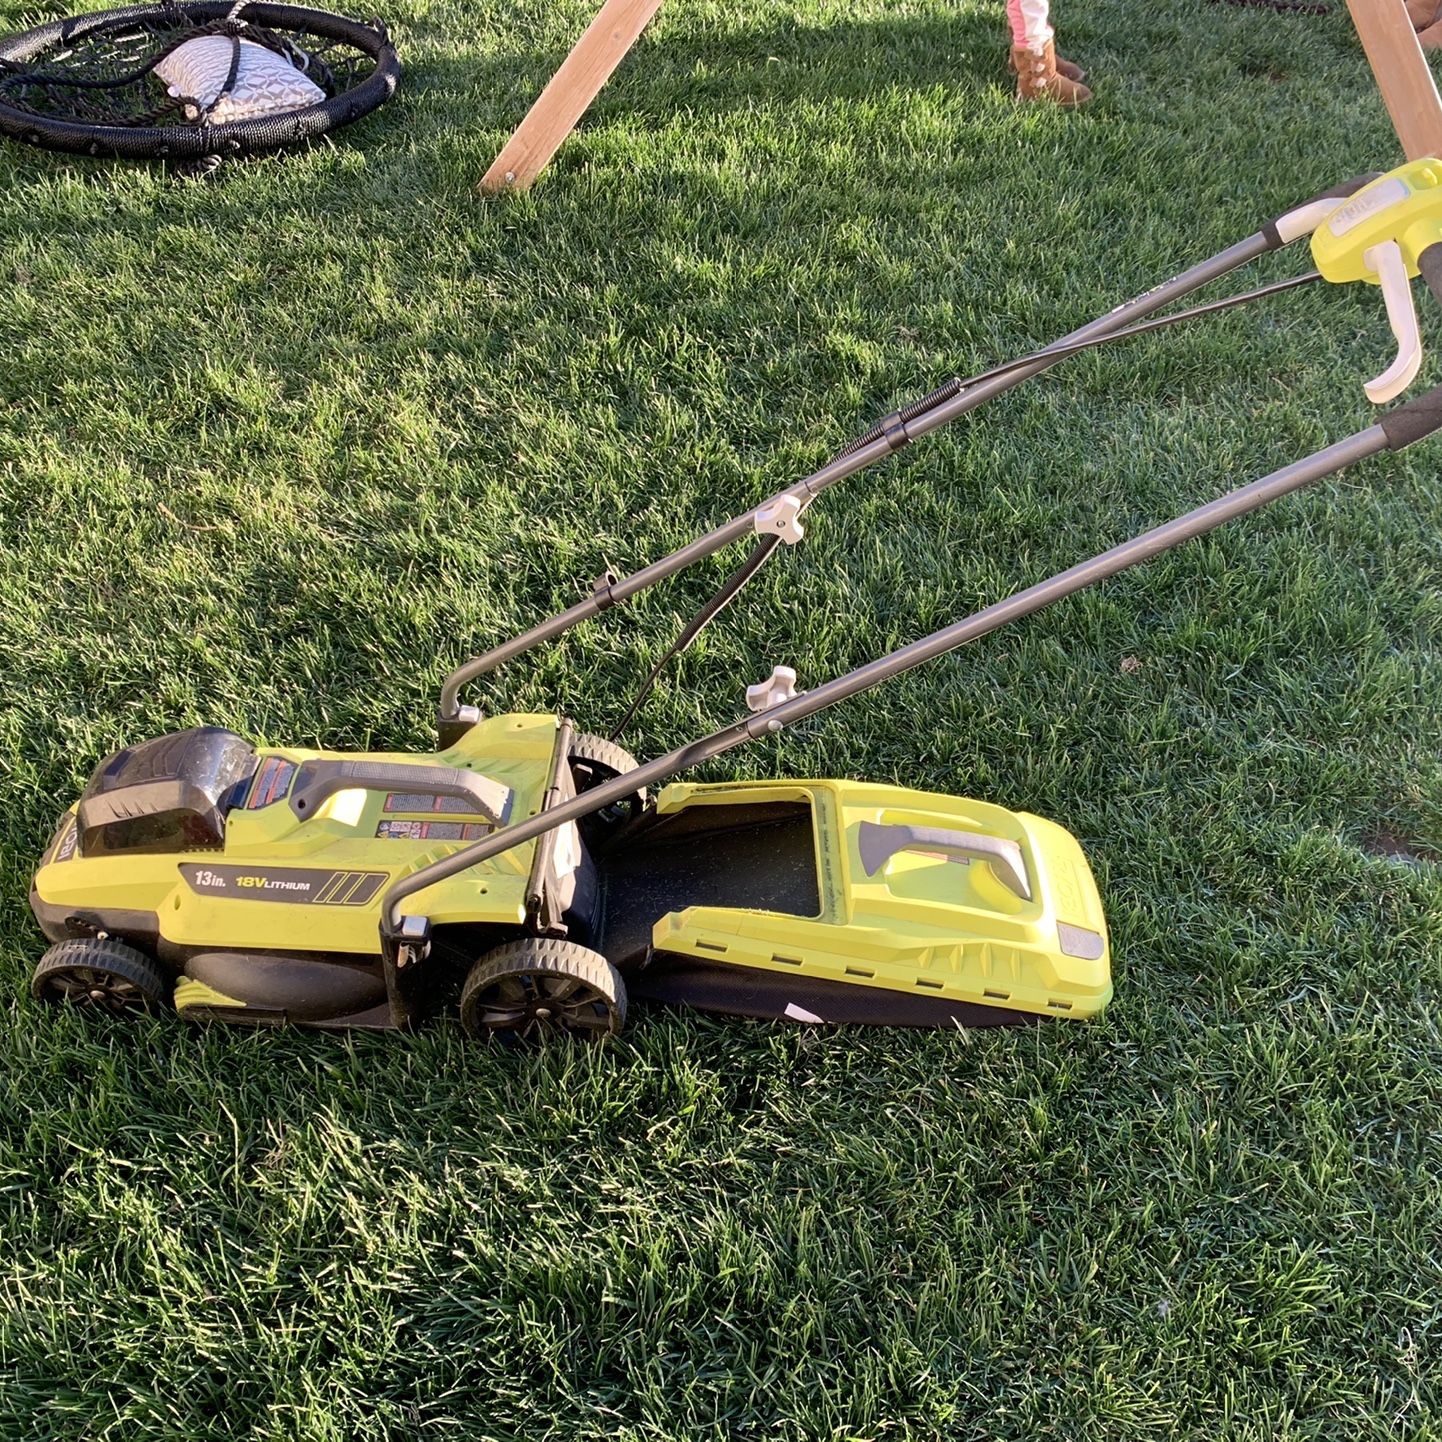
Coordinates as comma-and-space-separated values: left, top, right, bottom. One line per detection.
1010, 0, 1090, 104
1407, 0, 1442, 48
1009, 0, 1053, 51
1007, 3, 1086, 82
1005, 0, 1028, 46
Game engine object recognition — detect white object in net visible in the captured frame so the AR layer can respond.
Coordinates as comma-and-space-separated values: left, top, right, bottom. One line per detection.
154, 36, 324, 123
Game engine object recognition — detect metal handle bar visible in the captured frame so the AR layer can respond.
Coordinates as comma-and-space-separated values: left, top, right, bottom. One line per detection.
384, 387, 1442, 936
436, 179, 1374, 732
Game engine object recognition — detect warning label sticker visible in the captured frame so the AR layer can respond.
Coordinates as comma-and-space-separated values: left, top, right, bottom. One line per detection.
246, 756, 298, 810
383, 792, 485, 815
375, 819, 491, 842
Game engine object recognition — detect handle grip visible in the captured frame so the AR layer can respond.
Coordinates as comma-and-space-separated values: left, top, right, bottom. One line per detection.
1266, 172, 1382, 248
288, 759, 512, 823
857, 821, 1032, 902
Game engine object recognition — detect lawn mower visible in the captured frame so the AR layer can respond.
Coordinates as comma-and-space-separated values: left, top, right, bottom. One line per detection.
28, 159, 1442, 1040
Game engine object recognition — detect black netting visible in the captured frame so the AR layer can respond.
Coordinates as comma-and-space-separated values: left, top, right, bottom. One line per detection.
0, 0, 398, 159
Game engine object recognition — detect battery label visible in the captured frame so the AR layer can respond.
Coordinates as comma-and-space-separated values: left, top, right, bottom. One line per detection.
180, 864, 388, 906
375, 819, 491, 842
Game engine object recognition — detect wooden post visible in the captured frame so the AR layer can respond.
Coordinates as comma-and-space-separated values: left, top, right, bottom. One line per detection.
1347, 0, 1442, 159
479, 0, 664, 194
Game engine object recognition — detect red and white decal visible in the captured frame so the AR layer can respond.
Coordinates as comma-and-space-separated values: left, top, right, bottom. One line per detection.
247, 756, 298, 809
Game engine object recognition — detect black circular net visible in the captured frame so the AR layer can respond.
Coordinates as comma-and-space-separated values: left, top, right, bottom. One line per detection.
0, 0, 398, 159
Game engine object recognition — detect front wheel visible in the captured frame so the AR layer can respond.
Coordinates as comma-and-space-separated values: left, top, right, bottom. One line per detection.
32, 937, 168, 1016
459, 938, 626, 1043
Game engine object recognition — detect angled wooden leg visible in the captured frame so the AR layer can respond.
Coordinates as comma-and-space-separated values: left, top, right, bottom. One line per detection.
479, 0, 665, 194
1346, 0, 1442, 159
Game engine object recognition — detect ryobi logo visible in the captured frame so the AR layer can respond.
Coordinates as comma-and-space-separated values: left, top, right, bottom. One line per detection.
1327, 177, 1411, 238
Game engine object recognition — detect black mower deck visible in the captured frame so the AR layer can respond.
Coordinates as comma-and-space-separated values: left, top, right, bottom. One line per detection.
596, 800, 821, 967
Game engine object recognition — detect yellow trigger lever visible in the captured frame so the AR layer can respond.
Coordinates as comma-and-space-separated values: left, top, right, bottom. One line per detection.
1312, 157, 1442, 404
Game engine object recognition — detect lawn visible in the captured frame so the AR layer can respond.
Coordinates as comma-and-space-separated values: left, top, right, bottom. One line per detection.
1, 0, 1440, 1436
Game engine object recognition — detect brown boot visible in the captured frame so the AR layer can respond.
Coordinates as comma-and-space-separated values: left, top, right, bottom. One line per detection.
1008, 47, 1086, 83
1012, 40, 1092, 106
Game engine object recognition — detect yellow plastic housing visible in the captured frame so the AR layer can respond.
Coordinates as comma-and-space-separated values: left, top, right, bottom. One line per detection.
1312, 157, 1442, 283
648, 779, 1112, 1020
35, 725, 1112, 1023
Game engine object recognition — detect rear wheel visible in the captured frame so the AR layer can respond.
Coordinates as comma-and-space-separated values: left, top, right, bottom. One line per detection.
32, 937, 168, 1016
568, 732, 646, 843
460, 937, 626, 1043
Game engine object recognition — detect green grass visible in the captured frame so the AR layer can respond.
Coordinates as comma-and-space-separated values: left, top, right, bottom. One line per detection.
2, 0, 1441, 1436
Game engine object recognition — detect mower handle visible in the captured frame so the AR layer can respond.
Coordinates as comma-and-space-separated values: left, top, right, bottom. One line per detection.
1310, 162, 1442, 403
435, 175, 1377, 741
289, 759, 512, 825
856, 821, 1032, 902
387, 378, 1442, 946
1366, 233, 1442, 405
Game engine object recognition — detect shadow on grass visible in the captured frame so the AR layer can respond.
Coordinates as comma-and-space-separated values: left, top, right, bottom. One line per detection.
402, 1, 1350, 143
449, 10, 1010, 120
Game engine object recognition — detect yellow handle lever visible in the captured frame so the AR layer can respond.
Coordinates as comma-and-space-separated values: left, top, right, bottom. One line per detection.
1312, 158, 1442, 404
1363, 239, 1422, 403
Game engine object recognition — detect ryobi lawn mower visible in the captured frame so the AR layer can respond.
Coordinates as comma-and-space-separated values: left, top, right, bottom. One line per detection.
28, 159, 1442, 1041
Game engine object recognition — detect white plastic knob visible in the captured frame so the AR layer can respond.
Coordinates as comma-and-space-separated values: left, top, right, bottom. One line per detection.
754, 495, 805, 544
745, 665, 799, 712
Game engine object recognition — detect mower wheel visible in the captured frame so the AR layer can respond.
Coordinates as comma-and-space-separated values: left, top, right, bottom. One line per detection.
460, 938, 626, 1043
569, 732, 647, 841
32, 937, 168, 1016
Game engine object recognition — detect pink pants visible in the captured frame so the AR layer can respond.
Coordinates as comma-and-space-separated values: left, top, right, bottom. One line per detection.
1007, 0, 1053, 49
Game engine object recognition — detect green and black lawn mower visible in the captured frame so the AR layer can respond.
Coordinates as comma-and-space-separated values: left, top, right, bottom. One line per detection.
28, 160, 1442, 1041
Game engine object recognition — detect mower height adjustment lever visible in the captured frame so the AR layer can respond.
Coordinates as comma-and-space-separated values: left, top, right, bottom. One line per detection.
1312, 159, 1442, 404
